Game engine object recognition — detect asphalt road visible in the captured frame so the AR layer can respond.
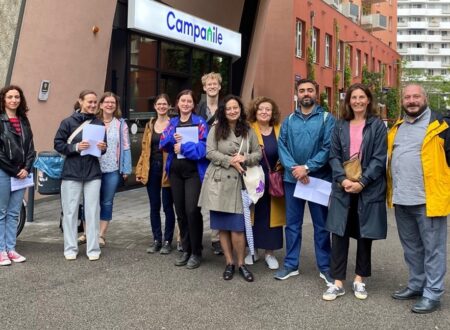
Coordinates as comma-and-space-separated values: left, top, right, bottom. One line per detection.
1, 188, 449, 329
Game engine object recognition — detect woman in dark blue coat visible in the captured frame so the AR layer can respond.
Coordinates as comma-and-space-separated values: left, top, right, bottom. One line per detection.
322, 83, 387, 302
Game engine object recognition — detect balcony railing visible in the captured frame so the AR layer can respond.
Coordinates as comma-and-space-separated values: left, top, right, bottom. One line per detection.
361, 14, 387, 31
340, 3, 359, 22
323, 0, 340, 9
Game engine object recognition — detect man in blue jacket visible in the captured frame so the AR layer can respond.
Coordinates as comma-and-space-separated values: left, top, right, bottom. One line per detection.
275, 79, 335, 284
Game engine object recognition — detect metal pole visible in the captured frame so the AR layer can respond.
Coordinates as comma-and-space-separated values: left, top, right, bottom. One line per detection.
26, 186, 34, 222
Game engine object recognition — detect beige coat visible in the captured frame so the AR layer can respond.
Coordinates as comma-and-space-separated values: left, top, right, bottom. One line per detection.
198, 126, 262, 213
135, 119, 170, 187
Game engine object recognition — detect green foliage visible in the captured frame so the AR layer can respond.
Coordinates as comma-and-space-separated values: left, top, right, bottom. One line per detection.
333, 73, 340, 113
307, 46, 315, 80
344, 45, 352, 88
385, 88, 400, 120
362, 65, 382, 104
320, 91, 329, 112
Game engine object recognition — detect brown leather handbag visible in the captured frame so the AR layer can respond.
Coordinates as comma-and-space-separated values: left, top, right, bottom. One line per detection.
342, 153, 362, 182
262, 147, 284, 197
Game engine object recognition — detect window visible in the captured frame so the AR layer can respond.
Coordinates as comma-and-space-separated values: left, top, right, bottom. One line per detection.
311, 27, 319, 63
325, 34, 331, 67
295, 20, 304, 58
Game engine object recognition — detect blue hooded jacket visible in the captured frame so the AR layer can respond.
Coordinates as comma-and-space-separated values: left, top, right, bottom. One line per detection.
278, 104, 335, 183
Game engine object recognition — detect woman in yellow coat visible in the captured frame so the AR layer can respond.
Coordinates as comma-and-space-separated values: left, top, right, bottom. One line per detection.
246, 96, 286, 270
136, 94, 176, 255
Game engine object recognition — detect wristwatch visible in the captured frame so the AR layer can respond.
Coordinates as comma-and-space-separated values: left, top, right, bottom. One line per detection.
304, 164, 310, 173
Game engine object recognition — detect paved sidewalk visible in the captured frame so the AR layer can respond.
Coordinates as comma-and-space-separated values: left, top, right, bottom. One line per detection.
3, 187, 449, 329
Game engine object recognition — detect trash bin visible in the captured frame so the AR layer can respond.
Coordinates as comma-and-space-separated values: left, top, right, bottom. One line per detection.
34, 151, 63, 195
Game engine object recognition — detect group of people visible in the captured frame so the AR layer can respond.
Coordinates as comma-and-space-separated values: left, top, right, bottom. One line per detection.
0, 74, 448, 314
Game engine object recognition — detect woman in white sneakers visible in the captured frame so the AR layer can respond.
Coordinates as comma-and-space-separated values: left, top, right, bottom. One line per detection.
54, 90, 106, 261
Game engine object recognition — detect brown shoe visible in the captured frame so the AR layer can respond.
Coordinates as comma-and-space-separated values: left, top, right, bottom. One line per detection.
99, 236, 106, 247
77, 234, 86, 245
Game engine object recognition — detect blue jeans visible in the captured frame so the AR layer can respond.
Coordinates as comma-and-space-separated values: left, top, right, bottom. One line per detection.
100, 171, 121, 221
146, 160, 175, 243
395, 204, 447, 301
0, 168, 26, 252
283, 182, 331, 272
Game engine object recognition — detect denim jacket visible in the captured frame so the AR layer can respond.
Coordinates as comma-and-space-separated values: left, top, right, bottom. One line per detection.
118, 118, 132, 175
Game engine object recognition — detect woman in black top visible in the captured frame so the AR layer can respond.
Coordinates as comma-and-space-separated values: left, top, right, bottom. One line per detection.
0, 85, 35, 265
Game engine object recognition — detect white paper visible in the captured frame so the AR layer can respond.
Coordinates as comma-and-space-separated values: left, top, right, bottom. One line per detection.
175, 126, 199, 159
80, 124, 105, 157
293, 177, 332, 207
11, 173, 34, 192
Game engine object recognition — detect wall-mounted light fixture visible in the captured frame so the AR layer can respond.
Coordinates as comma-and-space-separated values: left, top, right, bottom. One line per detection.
92, 25, 100, 34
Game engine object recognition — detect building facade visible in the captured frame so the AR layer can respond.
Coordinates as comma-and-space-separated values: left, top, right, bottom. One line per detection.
398, 0, 450, 78
2, 0, 270, 177
254, 0, 400, 117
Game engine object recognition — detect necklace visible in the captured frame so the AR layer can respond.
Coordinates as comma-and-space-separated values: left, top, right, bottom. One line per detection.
104, 118, 113, 124
259, 125, 272, 135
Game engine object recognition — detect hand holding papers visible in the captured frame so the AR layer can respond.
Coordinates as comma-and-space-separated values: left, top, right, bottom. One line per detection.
80, 124, 106, 157
175, 126, 198, 159
11, 173, 34, 192
293, 177, 331, 207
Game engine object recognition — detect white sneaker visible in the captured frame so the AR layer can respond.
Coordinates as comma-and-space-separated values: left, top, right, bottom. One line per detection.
265, 254, 279, 270
64, 254, 77, 261
0, 251, 11, 266
88, 254, 100, 261
244, 252, 259, 265
353, 281, 368, 300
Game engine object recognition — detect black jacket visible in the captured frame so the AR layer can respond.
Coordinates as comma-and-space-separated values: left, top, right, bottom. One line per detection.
0, 113, 36, 177
54, 111, 105, 181
326, 116, 388, 239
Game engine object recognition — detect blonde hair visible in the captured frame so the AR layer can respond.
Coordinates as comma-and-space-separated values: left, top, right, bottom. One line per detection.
201, 72, 222, 86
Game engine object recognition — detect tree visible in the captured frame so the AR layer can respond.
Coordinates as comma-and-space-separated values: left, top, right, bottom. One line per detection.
402, 60, 450, 113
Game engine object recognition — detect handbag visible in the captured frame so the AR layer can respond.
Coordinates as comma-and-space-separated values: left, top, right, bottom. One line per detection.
238, 138, 265, 204
261, 146, 284, 197
342, 152, 362, 182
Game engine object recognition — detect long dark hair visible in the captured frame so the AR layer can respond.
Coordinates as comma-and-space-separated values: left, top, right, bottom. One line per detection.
342, 83, 378, 120
0, 85, 29, 118
215, 94, 249, 141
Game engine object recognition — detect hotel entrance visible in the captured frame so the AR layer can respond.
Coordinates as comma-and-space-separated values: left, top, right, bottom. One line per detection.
105, 0, 240, 180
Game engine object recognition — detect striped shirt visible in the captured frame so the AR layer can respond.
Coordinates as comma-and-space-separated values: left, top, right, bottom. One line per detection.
9, 117, 21, 134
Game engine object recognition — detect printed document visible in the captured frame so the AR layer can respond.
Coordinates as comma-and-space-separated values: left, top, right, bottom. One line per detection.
293, 177, 332, 207
11, 173, 34, 192
81, 124, 105, 157
175, 126, 199, 159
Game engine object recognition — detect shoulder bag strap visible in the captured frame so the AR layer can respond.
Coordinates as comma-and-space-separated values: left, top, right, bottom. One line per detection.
261, 146, 273, 173
67, 119, 92, 144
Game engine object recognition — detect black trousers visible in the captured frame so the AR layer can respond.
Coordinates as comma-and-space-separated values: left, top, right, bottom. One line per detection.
330, 195, 373, 280
169, 159, 203, 256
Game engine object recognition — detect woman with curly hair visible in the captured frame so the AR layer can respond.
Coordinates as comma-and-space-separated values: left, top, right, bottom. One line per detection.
246, 96, 285, 270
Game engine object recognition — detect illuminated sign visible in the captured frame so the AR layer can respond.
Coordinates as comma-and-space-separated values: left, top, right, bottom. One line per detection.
128, 0, 241, 57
